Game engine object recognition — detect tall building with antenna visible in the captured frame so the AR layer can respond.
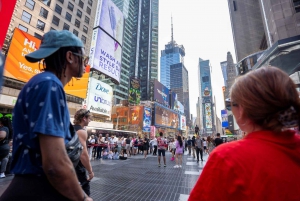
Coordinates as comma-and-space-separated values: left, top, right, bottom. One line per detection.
160, 17, 185, 89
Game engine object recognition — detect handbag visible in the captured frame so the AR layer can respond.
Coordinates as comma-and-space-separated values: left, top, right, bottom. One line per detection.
66, 123, 83, 167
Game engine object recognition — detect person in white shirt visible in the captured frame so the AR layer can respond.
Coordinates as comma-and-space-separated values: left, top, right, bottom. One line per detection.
88, 135, 95, 160
150, 137, 158, 155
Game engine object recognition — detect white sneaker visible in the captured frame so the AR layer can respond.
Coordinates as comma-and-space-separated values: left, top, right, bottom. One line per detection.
0, 173, 5, 178
174, 165, 179, 168
179, 165, 182, 168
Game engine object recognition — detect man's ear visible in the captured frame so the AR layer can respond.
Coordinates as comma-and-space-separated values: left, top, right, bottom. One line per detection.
66, 51, 73, 64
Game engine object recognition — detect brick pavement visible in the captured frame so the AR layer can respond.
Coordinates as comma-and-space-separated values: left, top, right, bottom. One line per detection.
0, 150, 209, 201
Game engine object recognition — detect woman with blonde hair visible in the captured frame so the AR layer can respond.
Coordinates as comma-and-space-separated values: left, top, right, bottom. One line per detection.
189, 67, 300, 201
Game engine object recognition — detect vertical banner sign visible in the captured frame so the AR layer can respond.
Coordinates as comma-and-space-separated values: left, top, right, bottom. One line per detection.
90, 0, 124, 84
0, 0, 17, 47
150, 126, 156, 138
205, 103, 212, 129
143, 107, 151, 132
128, 78, 141, 104
86, 78, 113, 116
221, 110, 229, 127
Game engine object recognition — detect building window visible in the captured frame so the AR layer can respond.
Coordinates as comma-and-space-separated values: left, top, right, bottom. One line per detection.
36, 20, 45, 31
50, 27, 56, 30
83, 25, 88, 34
81, 35, 86, 44
39, 7, 48, 19
75, 19, 80, 28
58, 0, 64, 4
77, 9, 82, 18
294, 0, 300, 13
84, 16, 90, 24
21, 11, 32, 24
233, 1, 237, 11
25, 0, 35, 10
65, 12, 72, 22
63, 23, 70, 30
78, 0, 84, 8
86, 7, 91, 15
52, 15, 60, 26
34, 33, 42, 40
73, 29, 79, 36
68, 2, 74, 11
88, 0, 93, 6
42, 0, 51, 6
18, 24, 28, 32
55, 4, 62, 15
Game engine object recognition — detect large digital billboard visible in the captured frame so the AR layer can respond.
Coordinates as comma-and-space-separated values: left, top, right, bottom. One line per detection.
221, 109, 229, 127
4, 28, 89, 98
154, 80, 169, 107
177, 101, 184, 114
180, 115, 186, 131
128, 78, 140, 105
154, 104, 178, 129
94, 0, 124, 45
86, 78, 113, 116
143, 107, 151, 132
205, 103, 212, 129
129, 106, 143, 125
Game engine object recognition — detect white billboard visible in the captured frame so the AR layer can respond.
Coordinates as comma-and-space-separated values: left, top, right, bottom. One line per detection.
86, 78, 113, 117
180, 115, 186, 131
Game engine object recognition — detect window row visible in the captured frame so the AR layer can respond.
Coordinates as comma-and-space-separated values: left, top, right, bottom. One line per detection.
52, 15, 89, 33
55, 3, 91, 16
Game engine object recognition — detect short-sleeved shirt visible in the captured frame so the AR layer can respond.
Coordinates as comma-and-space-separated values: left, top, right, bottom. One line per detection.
11, 72, 71, 175
214, 138, 223, 147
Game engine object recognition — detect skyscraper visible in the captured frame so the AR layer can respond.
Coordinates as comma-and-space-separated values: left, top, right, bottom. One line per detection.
160, 18, 185, 89
225, 52, 236, 99
111, 0, 159, 103
170, 63, 190, 126
198, 58, 214, 135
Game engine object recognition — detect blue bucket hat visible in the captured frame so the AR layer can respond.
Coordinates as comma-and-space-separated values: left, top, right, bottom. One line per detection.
25, 30, 84, 63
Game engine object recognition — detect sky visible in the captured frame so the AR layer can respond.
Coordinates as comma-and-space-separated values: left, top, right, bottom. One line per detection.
158, 0, 236, 120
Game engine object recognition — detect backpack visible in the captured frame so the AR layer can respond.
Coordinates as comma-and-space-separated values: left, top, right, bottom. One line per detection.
134, 139, 138, 145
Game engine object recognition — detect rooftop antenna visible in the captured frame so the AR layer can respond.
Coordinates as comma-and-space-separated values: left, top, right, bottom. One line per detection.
171, 14, 174, 43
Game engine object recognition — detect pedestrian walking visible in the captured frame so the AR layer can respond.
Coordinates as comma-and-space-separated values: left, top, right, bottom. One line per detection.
174, 136, 184, 168
195, 135, 203, 162
73, 109, 94, 196
0, 30, 92, 200
157, 132, 167, 167
189, 66, 300, 201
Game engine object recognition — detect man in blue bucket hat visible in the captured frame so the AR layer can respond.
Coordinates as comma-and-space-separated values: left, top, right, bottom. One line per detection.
0, 30, 92, 201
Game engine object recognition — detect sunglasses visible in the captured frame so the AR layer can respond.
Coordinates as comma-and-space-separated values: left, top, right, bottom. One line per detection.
71, 52, 89, 66
83, 110, 90, 117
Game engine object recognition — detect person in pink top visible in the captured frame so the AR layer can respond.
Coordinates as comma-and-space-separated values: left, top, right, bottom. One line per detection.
189, 66, 300, 201
174, 136, 184, 168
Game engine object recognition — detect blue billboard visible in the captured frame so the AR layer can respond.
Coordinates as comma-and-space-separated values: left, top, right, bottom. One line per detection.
154, 80, 169, 107
221, 109, 228, 127
143, 107, 151, 132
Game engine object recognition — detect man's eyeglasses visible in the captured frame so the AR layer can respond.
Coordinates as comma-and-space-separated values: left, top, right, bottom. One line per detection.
71, 52, 89, 66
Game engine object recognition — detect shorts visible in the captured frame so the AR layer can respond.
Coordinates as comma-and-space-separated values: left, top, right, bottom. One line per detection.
204, 146, 207, 150
125, 144, 130, 149
158, 149, 165, 156
133, 147, 138, 149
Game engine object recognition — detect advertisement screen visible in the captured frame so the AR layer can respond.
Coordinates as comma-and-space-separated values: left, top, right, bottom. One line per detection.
86, 78, 113, 116
154, 104, 178, 129
4, 28, 89, 98
143, 107, 151, 132
177, 101, 184, 114
205, 103, 212, 129
90, 28, 122, 84
128, 78, 140, 104
129, 106, 143, 125
95, 0, 124, 45
221, 110, 228, 127
150, 126, 156, 138
154, 80, 169, 107
180, 115, 186, 131
0, 0, 17, 47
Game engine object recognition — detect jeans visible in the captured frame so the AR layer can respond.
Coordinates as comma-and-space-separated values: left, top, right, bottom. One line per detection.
196, 147, 203, 161
96, 146, 102, 159
0, 155, 8, 173
153, 145, 157, 155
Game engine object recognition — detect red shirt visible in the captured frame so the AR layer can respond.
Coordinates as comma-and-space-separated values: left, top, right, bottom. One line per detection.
189, 130, 300, 201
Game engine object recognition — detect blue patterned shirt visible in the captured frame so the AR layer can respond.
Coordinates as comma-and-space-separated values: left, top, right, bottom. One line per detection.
11, 72, 71, 175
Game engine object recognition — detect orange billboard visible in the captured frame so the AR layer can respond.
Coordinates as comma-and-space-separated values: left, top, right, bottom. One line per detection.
4, 28, 89, 98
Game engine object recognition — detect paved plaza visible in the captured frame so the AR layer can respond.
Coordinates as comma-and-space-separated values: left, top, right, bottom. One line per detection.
0, 151, 209, 201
